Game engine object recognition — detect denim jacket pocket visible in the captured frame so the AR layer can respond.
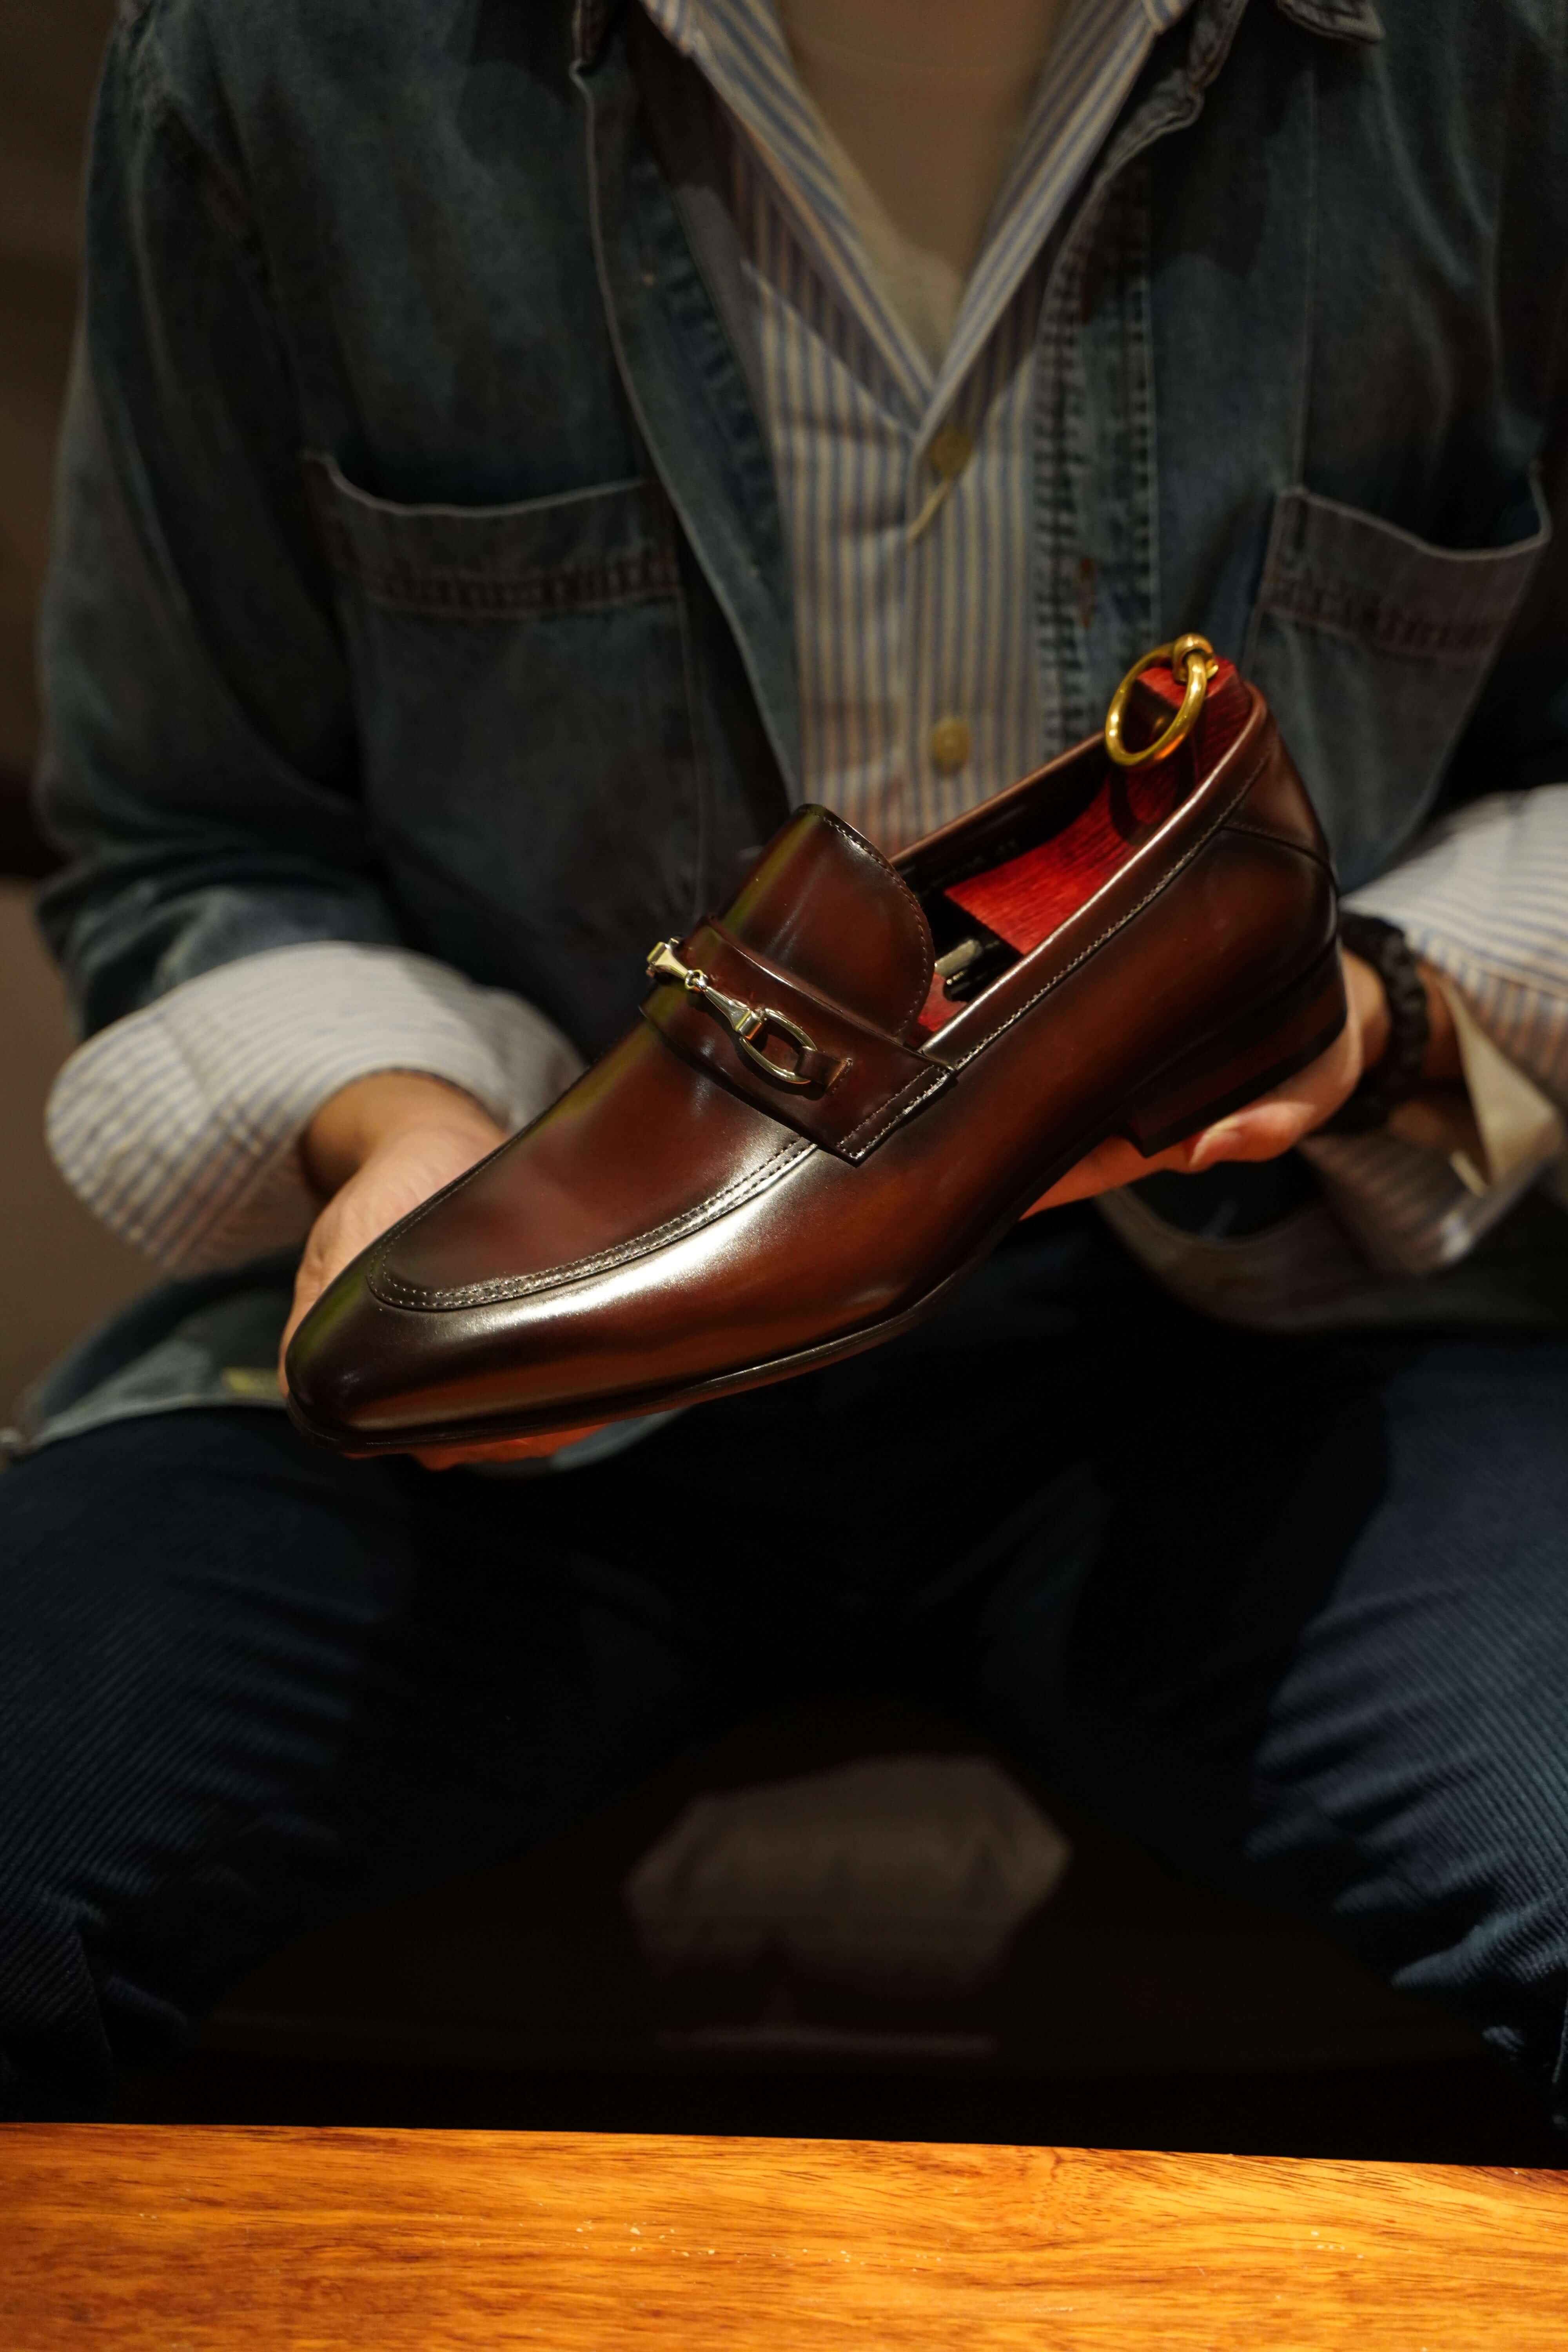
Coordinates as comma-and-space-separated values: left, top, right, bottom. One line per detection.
301, 456, 705, 1055
1243, 479, 1551, 888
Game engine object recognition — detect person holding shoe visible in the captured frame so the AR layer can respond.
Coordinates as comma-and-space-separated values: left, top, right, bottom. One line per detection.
3, 0, 1566, 2123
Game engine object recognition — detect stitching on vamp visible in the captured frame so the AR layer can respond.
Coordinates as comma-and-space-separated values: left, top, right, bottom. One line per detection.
838, 1066, 952, 1158
682, 921, 931, 1107
368, 1136, 809, 1311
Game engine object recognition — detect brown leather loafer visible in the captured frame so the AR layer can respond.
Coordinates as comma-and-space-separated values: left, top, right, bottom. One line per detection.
286, 649, 1342, 1452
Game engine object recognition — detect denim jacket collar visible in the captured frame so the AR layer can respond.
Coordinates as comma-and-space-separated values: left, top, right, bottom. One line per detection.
1274, 0, 1383, 42
572, 0, 619, 72
575, 0, 1382, 82
1185, 0, 1380, 96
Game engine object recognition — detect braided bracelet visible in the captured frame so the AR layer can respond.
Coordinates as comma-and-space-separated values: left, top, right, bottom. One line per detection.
1320, 911, 1431, 1135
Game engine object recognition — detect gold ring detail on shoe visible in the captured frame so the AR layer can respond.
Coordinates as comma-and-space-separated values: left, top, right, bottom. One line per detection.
646, 938, 822, 1088
1104, 633, 1220, 769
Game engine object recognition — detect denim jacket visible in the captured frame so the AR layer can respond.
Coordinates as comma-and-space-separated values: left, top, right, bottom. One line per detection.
15, 0, 1568, 1454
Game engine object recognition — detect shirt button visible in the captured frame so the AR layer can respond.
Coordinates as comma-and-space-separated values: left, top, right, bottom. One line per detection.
927, 424, 973, 480
929, 716, 971, 774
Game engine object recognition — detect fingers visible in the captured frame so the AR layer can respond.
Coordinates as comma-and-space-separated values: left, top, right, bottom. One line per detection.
1021, 1129, 1203, 1216
1024, 950, 1372, 1214
276, 1119, 505, 1391
1187, 979, 1365, 1168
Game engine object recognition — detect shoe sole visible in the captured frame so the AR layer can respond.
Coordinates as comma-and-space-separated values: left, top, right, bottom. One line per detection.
289, 944, 1345, 1454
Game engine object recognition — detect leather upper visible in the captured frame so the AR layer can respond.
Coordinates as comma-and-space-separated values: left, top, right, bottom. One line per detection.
285, 676, 1341, 1444
642, 921, 952, 1160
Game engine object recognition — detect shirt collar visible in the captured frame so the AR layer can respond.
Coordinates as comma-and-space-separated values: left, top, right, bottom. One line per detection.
643, 0, 926, 408
641, 0, 1199, 426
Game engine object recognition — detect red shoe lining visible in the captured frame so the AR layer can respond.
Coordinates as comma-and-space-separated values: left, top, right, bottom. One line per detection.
915, 660, 1247, 1033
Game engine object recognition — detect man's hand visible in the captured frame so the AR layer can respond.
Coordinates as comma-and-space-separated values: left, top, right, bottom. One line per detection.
278, 1071, 600, 1467
1023, 947, 1459, 1216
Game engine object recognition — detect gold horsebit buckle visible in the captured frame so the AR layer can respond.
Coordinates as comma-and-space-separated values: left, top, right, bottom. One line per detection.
646, 939, 823, 1089
1103, 632, 1219, 769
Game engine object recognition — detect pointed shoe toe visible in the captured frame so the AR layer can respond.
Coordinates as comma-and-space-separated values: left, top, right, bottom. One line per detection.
283, 1258, 413, 1451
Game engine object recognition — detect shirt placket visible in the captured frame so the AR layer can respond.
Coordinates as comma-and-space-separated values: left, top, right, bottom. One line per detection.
637, 0, 1196, 850
900, 276, 1055, 848
903, 394, 983, 846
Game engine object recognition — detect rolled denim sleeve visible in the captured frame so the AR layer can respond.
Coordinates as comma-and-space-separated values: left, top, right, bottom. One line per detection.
45, 943, 584, 1274
31, 18, 581, 1269
34, 18, 396, 1031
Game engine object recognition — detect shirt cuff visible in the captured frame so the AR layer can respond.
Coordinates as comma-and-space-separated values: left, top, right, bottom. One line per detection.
46, 941, 586, 1273
1300, 1115, 1564, 1279
1299, 804, 1568, 1275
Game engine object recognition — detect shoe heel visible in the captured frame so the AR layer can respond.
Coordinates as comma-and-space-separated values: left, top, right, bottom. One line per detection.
1120, 947, 1347, 1156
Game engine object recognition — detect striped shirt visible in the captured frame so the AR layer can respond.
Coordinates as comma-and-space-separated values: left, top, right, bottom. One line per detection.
659, 0, 1191, 849
43, 0, 1568, 1310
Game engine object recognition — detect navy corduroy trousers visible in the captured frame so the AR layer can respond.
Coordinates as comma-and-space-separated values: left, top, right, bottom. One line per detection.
3, 1209, 1567, 2120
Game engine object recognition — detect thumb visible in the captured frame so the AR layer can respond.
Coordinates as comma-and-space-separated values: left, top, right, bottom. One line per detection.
278, 1219, 341, 1386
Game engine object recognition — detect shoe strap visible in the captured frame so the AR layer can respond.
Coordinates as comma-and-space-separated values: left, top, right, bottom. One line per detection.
642, 919, 952, 1163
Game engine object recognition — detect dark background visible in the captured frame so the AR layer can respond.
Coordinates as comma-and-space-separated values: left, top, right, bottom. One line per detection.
0, 0, 147, 1422
0, 0, 115, 865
